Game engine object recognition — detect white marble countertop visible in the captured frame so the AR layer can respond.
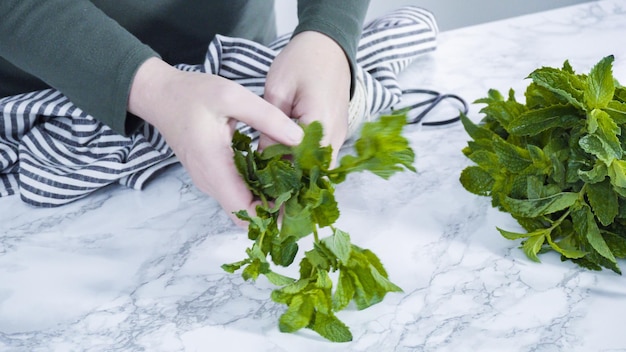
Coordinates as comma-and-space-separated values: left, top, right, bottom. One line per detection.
3, 1, 626, 351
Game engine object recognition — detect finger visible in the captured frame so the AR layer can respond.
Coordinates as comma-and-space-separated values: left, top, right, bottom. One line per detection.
263, 85, 294, 117
297, 107, 348, 167
257, 133, 279, 151
222, 83, 303, 146
208, 149, 258, 227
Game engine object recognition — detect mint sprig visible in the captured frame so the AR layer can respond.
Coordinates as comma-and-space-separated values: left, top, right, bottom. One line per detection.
460, 55, 626, 273
224, 113, 414, 342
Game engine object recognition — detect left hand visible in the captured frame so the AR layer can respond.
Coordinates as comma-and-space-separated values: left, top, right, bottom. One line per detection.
261, 31, 351, 164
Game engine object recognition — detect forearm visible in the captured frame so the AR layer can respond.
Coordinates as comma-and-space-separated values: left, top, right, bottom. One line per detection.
0, 0, 157, 135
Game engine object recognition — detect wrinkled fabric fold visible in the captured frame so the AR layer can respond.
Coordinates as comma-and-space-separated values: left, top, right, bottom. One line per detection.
0, 6, 438, 206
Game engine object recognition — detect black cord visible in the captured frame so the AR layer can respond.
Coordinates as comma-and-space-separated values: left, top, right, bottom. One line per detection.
396, 89, 469, 126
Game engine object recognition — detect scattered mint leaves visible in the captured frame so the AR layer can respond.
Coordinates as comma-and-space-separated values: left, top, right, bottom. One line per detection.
224, 112, 414, 342
460, 55, 626, 273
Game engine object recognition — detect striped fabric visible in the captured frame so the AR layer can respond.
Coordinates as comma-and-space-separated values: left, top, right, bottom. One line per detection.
0, 6, 438, 207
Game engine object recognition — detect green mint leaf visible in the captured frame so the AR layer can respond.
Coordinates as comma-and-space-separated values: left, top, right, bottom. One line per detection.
565, 142, 592, 184
466, 150, 500, 174
459, 166, 495, 196
332, 270, 356, 311
492, 137, 533, 173
236, 209, 272, 241
562, 60, 576, 74
474, 88, 505, 104
272, 278, 311, 301
527, 144, 552, 174
259, 143, 293, 160
525, 82, 570, 109
498, 227, 548, 240
345, 246, 401, 310
502, 192, 578, 218
278, 294, 315, 333
242, 259, 263, 281
314, 269, 334, 292
593, 108, 622, 157
332, 114, 416, 183
310, 188, 340, 228
578, 134, 617, 166
265, 271, 296, 286
545, 233, 587, 259
368, 263, 403, 293
618, 198, 626, 220
221, 259, 251, 273
301, 173, 340, 228
586, 179, 619, 226
585, 55, 615, 110
477, 97, 526, 131
232, 129, 253, 152
460, 113, 495, 141
603, 100, 626, 124
578, 160, 608, 184
293, 121, 332, 172
305, 246, 332, 272
268, 191, 292, 213
528, 65, 585, 110
256, 158, 299, 198
579, 109, 622, 167
616, 85, 626, 103
508, 105, 581, 136
280, 196, 315, 240
247, 243, 269, 261
232, 131, 264, 196
347, 267, 380, 310
358, 246, 391, 278
609, 159, 626, 188
271, 235, 299, 267
308, 312, 353, 343
571, 203, 616, 263
603, 232, 626, 258
571, 257, 603, 271
615, 186, 626, 198
526, 175, 544, 199
321, 228, 352, 266
522, 233, 546, 262
583, 250, 622, 274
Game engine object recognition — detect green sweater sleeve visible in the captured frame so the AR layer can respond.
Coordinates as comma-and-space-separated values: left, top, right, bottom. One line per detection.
293, 0, 370, 98
0, 1, 368, 136
0, 0, 157, 135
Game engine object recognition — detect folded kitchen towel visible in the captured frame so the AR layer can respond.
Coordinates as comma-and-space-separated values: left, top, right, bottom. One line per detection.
0, 6, 438, 207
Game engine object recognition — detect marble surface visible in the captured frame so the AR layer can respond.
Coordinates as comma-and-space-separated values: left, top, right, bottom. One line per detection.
2, 1, 626, 351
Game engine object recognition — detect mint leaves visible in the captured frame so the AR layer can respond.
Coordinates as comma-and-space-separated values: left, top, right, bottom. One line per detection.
224, 113, 415, 342
460, 55, 626, 273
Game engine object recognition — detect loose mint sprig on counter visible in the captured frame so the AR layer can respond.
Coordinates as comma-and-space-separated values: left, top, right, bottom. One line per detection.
460, 55, 626, 273
223, 113, 415, 342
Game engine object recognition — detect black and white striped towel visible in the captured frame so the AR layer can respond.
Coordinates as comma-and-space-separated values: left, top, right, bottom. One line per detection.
0, 6, 438, 207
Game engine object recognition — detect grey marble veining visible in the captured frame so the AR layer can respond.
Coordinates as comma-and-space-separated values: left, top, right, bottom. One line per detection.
3, 1, 626, 351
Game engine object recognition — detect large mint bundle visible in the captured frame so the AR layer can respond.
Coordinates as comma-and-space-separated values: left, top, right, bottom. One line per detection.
460, 56, 626, 273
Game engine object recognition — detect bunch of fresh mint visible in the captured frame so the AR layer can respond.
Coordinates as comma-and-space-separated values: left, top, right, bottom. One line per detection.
460, 55, 626, 273
223, 113, 415, 342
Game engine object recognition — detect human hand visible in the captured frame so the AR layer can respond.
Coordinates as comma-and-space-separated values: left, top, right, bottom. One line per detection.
262, 31, 351, 164
128, 58, 304, 226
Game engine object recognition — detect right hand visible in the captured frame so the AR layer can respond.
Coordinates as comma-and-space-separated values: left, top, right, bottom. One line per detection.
128, 57, 304, 226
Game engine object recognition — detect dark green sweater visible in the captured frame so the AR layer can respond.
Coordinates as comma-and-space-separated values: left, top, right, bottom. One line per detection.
0, 0, 369, 135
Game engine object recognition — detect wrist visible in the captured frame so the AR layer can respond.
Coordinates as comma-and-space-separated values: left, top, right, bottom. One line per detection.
127, 57, 178, 131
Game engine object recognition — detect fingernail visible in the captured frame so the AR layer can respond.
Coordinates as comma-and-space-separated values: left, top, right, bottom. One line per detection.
288, 124, 304, 144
